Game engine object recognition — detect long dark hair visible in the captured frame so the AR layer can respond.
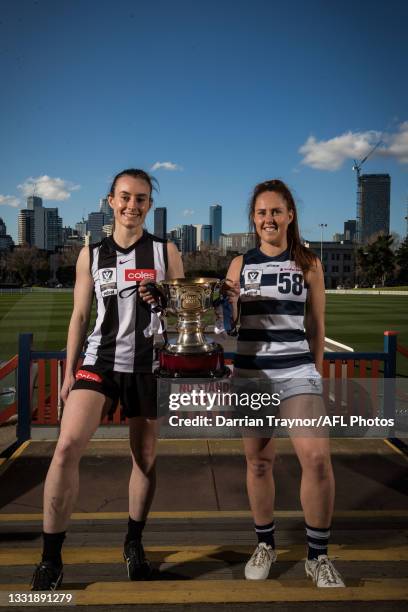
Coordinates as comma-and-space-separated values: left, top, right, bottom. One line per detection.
108, 168, 158, 199
248, 179, 317, 272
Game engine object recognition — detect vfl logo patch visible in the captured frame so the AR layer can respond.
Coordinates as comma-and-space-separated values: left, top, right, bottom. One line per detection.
99, 268, 116, 283
244, 268, 263, 295
248, 270, 261, 282
125, 269, 157, 282
98, 267, 117, 297
76, 370, 103, 383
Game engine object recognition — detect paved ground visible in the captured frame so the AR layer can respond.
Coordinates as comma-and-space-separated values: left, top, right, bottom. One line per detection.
0, 437, 407, 609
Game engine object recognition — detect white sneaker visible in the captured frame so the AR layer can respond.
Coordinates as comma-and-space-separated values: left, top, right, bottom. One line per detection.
245, 542, 277, 580
305, 555, 345, 587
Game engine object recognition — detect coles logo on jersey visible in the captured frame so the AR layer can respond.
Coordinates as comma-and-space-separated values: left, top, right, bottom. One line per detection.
125, 269, 157, 282
75, 370, 103, 383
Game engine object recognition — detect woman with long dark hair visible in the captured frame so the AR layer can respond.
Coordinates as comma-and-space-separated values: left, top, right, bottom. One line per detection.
225, 179, 344, 587
31, 168, 183, 590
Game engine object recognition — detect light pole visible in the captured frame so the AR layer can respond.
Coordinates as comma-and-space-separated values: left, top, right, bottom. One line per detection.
318, 223, 327, 261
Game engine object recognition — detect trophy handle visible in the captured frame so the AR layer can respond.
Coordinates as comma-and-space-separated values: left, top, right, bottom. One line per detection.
144, 282, 168, 311
211, 278, 226, 307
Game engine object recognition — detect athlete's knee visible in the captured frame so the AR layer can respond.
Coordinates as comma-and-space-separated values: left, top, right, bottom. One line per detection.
53, 437, 84, 468
130, 445, 157, 476
302, 450, 332, 480
246, 456, 273, 478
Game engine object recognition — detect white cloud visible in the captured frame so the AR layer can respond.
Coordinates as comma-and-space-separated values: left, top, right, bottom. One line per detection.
151, 161, 183, 171
0, 195, 21, 207
183, 209, 194, 216
17, 175, 80, 201
386, 121, 408, 164
299, 122, 408, 170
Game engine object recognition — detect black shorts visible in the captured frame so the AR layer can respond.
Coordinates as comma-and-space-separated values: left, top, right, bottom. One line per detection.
71, 365, 158, 419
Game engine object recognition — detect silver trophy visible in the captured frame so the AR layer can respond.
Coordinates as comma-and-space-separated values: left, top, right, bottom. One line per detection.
146, 278, 229, 377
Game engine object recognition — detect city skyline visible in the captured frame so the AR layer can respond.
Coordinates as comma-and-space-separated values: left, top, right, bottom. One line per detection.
0, 181, 397, 252
0, 1, 407, 243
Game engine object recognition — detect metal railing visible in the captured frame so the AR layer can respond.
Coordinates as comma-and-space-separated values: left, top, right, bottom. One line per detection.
0, 331, 400, 445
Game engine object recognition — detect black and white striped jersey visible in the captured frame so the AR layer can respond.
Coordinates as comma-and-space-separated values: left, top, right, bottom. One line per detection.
234, 248, 314, 378
83, 232, 167, 373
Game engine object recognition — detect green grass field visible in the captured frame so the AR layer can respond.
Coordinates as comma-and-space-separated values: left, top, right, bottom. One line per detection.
1, 292, 407, 375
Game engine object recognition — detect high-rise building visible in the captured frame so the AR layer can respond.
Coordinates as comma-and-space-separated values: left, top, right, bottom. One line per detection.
344, 220, 357, 242
181, 224, 197, 254
209, 204, 222, 246
34, 207, 63, 250
75, 219, 88, 238
168, 227, 182, 251
18, 209, 35, 246
88, 212, 105, 243
0, 218, 14, 251
358, 174, 390, 243
201, 225, 212, 246
194, 224, 212, 249
154, 207, 167, 239
27, 195, 43, 210
99, 197, 113, 223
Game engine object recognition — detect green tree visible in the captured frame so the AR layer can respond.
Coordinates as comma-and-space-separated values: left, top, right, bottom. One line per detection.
396, 236, 408, 283
356, 235, 395, 287
56, 245, 82, 285
7, 246, 50, 285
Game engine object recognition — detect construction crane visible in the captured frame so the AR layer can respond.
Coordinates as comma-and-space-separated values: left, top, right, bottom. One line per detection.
353, 139, 382, 243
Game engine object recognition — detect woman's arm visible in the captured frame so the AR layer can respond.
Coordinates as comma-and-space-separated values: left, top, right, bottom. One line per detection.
61, 247, 94, 402
224, 255, 243, 324
304, 258, 326, 375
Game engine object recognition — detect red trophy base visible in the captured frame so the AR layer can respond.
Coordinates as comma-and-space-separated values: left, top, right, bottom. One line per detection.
157, 345, 230, 378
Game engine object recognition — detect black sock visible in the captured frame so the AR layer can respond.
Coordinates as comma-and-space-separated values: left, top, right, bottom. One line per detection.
41, 531, 65, 566
125, 517, 146, 544
305, 523, 330, 560
254, 521, 275, 548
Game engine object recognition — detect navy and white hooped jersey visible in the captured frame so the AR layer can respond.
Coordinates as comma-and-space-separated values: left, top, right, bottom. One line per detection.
234, 248, 314, 378
83, 232, 167, 373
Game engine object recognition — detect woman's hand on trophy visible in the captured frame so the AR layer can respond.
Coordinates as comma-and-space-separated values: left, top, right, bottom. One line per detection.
222, 278, 240, 303
139, 280, 158, 305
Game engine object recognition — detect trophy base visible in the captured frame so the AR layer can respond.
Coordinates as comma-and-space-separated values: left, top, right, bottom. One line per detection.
156, 344, 230, 378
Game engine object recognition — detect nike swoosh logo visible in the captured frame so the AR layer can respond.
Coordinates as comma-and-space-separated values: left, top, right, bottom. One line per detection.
119, 258, 132, 264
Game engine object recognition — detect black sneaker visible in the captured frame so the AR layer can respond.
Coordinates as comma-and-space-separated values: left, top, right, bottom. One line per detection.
31, 561, 63, 591
123, 540, 152, 580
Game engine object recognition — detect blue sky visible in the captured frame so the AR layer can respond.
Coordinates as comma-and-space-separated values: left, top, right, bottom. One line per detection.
1, 0, 407, 242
